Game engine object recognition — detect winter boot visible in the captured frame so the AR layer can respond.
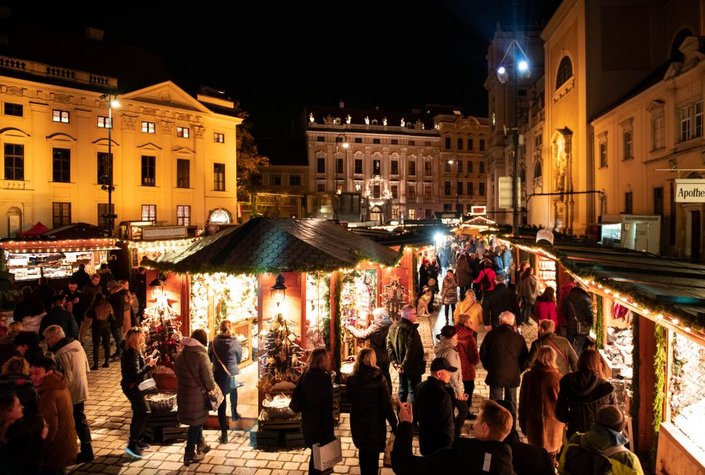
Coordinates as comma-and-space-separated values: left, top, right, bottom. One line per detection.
184, 449, 204, 466
197, 439, 211, 454
219, 430, 228, 444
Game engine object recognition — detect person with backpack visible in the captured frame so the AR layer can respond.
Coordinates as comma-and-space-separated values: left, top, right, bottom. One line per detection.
473, 258, 496, 302
563, 282, 594, 355
558, 404, 644, 475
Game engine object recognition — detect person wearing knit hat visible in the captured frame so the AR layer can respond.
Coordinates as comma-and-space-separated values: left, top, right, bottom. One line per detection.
557, 404, 645, 475
596, 405, 626, 433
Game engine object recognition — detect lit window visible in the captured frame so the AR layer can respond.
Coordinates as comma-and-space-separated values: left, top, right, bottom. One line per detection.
214, 132, 225, 143
97, 116, 112, 128
177, 126, 190, 138
141, 121, 156, 134
141, 204, 157, 221
177, 205, 191, 226
214, 163, 225, 191
52, 110, 70, 123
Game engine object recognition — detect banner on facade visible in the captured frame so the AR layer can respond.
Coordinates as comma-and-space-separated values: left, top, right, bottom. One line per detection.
675, 179, 705, 203
498, 177, 513, 209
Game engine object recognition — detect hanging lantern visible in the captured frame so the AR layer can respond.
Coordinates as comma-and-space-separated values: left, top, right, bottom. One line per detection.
271, 274, 287, 307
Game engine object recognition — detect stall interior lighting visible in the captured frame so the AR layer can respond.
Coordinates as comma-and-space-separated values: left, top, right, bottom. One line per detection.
125, 238, 198, 252
1, 238, 117, 253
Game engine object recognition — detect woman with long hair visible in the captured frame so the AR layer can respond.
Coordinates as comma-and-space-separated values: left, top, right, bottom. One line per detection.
175, 328, 217, 466
517, 266, 538, 325
453, 291, 483, 336
534, 286, 558, 327
208, 319, 243, 444
346, 348, 397, 475
289, 347, 335, 474
454, 313, 480, 419
440, 269, 459, 326
518, 346, 565, 459
0, 394, 22, 443
120, 326, 156, 459
0, 393, 48, 473
555, 349, 616, 437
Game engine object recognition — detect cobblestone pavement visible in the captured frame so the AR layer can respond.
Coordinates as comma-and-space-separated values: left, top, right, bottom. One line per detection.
68, 307, 537, 474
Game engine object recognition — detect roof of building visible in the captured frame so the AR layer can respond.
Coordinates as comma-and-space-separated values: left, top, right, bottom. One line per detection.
146, 217, 401, 274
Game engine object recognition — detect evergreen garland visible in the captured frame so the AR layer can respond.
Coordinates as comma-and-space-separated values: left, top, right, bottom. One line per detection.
650, 324, 667, 469
595, 295, 604, 349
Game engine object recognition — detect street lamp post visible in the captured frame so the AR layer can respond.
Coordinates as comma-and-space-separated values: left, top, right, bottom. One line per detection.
334, 135, 349, 222
100, 93, 120, 236
448, 159, 459, 215
496, 39, 530, 237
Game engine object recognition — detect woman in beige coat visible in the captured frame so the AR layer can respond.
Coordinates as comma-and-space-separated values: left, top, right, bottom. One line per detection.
518, 345, 564, 459
453, 291, 483, 336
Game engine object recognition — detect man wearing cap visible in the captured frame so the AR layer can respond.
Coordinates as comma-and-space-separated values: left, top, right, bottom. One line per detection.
386, 304, 425, 405
558, 404, 644, 475
414, 356, 456, 455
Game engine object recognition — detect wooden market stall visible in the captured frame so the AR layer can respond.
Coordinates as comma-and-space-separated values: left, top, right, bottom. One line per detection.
1, 222, 117, 285
144, 217, 404, 445
506, 236, 705, 473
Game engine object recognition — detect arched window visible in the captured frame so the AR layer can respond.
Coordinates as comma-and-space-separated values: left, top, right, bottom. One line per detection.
555, 56, 573, 89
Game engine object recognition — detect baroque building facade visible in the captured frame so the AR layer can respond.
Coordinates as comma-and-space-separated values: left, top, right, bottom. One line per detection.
272, 103, 489, 224
0, 56, 241, 238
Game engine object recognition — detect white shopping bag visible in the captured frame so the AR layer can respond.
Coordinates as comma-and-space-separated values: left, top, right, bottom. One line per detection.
313, 437, 342, 471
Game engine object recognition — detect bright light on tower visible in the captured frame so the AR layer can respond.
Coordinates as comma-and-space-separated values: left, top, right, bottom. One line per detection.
497, 65, 506, 76
518, 60, 529, 73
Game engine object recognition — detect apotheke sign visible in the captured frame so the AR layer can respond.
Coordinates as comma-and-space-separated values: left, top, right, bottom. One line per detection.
675, 179, 705, 202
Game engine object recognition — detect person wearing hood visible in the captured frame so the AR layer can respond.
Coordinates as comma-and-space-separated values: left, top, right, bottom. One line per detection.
346, 307, 393, 393
346, 348, 398, 475
43, 324, 94, 464
0, 355, 38, 417
556, 349, 616, 438
175, 329, 217, 467
120, 326, 156, 459
434, 326, 469, 439
208, 319, 242, 444
558, 405, 644, 475
30, 356, 78, 473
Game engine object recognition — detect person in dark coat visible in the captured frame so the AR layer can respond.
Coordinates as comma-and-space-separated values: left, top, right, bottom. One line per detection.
0, 394, 47, 474
33, 278, 55, 315
39, 294, 78, 341
120, 327, 156, 459
556, 349, 616, 438
346, 348, 397, 475
107, 281, 128, 358
85, 293, 113, 370
289, 347, 335, 475
454, 252, 472, 301
208, 319, 242, 444
563, 283, 594, 355
392, 399, 514, 474
71, 264, 92, 290
12, 286, 45, 323
415, 357, 456, 455
482, 275, 521, 329
0, 322, 24, 369
175, 329, 216, 467
479, 311, 529, 421
386, 304, 425, 405
496, 399, 555, 475
14, 331, 43, 365
346, 307, 393, 393
130, 267, 147, 321
528, 319, 578, 376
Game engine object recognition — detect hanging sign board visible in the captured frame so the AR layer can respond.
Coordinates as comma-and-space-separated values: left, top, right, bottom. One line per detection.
674, 179, 705, 203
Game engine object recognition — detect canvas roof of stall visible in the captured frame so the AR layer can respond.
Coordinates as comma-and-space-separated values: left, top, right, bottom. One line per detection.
1, 222, 117, 253
508, 237, 705, 332
363, 225, 452, 248
145, 217, 401, 274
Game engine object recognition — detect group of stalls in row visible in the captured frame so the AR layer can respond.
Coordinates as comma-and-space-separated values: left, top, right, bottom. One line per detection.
141, 218, 438, 423
506, 237, 705, 475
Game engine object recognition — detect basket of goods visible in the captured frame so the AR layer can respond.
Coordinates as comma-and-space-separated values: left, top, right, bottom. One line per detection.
145, 392, 177, 414
152, 365, 178, 391
262, 393, 297, 420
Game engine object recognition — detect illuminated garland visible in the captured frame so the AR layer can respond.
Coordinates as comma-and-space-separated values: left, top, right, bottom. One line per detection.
595, 295, 604, 349
334, 272, 343, 377
651, 324, 667, 469
631, 315, 640, 449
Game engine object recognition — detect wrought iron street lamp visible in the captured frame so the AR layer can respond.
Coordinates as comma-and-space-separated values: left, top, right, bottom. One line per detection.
334, 134, 349, 222
100, 93, 120, 236
496, 39, 530, 237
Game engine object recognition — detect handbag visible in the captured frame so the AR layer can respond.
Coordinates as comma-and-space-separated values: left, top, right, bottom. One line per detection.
184, 353, 224, 411
312, 437, 342, 471
212, 345, 239, 390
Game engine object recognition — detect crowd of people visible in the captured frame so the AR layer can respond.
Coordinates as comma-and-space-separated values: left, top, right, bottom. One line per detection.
0, 240, 646, 474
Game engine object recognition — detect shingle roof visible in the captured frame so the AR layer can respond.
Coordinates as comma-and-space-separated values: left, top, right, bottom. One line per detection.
146, 217, 401, 274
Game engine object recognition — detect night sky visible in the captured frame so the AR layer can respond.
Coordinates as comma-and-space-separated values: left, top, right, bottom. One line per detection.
2, 0, 560, 144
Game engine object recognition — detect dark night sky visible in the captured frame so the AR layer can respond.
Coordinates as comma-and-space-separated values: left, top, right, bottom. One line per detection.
2, 1, 560, 144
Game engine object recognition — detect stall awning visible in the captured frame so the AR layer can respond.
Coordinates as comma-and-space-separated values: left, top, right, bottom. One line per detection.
506, 237, 705, 338
145, 217, 402, 274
